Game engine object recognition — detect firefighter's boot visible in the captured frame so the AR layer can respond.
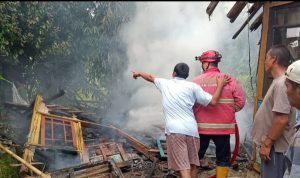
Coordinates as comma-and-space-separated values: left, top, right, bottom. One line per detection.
216, 166, 229, 178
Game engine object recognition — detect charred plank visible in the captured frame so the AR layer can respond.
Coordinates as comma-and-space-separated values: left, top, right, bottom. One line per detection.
232, 2, 263, 39
4, 102, 30, 110
250, 12, 263, 31
206, 1, 219, 20
227, 1, 247, 23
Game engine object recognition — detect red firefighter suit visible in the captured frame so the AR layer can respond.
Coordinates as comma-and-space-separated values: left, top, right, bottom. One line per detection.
193, 65, 246, 177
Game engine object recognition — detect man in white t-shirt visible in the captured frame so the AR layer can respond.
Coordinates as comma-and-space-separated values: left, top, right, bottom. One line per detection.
132, 62, 229, 178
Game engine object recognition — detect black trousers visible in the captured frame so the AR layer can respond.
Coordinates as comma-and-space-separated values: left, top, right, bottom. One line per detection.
199, 134, 231, 166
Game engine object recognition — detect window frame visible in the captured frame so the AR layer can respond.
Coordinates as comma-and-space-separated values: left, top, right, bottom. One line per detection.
40, 115, 77, 148
262, 2, 300, 97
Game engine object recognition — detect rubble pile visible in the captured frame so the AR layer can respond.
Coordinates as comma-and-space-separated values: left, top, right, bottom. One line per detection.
0, 94, 259, 178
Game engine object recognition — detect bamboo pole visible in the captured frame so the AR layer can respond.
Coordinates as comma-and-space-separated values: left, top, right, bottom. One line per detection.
0, 144, 51, 178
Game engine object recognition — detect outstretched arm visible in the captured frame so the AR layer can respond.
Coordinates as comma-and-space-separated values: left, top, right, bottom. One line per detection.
132, 71, 156, 83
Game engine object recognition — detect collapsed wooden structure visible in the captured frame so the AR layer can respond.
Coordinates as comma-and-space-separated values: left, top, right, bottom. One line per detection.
1, 95, 169, 178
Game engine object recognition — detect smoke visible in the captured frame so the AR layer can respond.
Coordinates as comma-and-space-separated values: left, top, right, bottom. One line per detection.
105, 2, 261, 139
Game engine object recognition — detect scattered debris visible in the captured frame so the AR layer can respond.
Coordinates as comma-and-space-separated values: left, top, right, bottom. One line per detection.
50, 160, 123, 178
0, 94, 259, 178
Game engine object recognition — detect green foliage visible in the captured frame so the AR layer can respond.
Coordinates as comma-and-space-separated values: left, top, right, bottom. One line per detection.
0, 154, 18, 178
237, 74, 256, 98
0, 2, 136, 116
220, 27, 259, 98
0, 2, 69, 64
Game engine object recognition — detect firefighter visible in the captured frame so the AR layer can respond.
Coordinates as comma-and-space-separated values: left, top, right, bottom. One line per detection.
132, 62, 230, 178
192, 50, 246, 178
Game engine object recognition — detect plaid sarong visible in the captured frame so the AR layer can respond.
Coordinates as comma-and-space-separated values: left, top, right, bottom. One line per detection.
166, 133, 200, 170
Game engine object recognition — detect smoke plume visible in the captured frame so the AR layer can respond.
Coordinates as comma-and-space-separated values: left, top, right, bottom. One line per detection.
105, 2, 261, 141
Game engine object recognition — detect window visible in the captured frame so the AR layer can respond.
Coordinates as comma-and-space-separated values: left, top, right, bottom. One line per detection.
263, 2, 300, 97
270, 3, 300, 60
40, 116, 76, 148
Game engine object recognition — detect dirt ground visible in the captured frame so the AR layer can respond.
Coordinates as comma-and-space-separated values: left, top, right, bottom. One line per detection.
196, 141, 260, 178
121, 159, 260, 178
198, 160, 260, 178
198, 168, 259, 178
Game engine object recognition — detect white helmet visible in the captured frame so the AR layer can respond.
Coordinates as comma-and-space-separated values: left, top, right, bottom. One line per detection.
286, 60, 300, 84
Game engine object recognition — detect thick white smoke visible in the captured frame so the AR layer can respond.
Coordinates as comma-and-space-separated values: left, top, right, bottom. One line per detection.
106, 2, 261, 141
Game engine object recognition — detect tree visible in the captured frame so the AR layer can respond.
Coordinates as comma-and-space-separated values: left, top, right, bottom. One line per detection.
0, 2, 136, 119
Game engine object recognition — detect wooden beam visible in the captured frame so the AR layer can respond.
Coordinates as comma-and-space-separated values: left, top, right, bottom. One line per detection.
117, 143, 128, 161
250, 12, 263, 31
232, 2, 263, 39
269, 1, 293, 7
247, 2, 262, 14
227, 1, 247, 23
252, 2, 271, 173
75, 167, 110, 178
206, 1, 219, 20
49, 160, 111, 175
108, 159, 125, 178
109, 125, 158, 162
4, 102, 29, 110
22, 95, 43, 174
0, 144, 51, 178
10, 162, 44, 167
254, 2, 270, 113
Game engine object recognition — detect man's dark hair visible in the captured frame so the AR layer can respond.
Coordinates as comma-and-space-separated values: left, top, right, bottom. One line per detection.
269, 44, 294, 67
174, 62, 189, 79
209, 62, 219, 67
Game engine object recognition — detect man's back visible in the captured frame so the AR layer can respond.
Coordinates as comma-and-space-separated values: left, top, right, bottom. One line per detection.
131, 62, 230, 178
192, 67, 246, 135
154, 77, 212, 137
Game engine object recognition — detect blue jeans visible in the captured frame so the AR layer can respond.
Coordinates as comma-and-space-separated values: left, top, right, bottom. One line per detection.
296, 110, 300, 123
261, 146, 286, 178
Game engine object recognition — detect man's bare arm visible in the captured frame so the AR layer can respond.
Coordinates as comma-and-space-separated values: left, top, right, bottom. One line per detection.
132, 71, 155, 83
260, 112, 289, 161
265, 112, 289, 145
209, 75, 230, 106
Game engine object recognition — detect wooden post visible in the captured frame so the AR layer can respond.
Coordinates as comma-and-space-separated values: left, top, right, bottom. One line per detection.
0, 144, 51, 178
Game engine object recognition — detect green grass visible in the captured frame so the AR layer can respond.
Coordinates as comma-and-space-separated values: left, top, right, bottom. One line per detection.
0, 153, 19, 178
